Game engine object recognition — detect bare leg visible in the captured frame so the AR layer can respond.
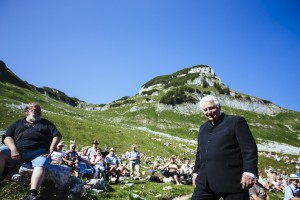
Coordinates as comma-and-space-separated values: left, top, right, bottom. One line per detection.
30, 167, 45, 190
173, 174, 181, 185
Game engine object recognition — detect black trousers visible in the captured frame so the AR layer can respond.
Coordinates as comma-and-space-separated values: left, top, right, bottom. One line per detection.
191, 181, 250, 200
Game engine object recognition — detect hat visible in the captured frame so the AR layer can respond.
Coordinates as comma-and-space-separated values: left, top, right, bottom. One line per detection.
131, 144, 137, 148
289, 174, 300, 180
110, 147, 115, 152
57, 142, 64, 147
92, 140, 99, 144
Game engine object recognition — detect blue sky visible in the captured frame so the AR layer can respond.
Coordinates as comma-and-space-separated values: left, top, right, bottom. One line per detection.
0, 0, 299, 112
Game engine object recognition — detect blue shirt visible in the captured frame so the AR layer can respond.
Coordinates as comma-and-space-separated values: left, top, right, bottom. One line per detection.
284, 184, 299, 200
129, 151, 140, 164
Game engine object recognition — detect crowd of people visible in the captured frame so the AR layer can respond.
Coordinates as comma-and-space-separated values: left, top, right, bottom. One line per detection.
250, 151, 300, 200
50, 139, 194, 186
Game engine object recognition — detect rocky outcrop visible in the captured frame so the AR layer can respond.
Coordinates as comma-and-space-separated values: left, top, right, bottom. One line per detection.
156, 94, 282, 115
139, 65, 282, 115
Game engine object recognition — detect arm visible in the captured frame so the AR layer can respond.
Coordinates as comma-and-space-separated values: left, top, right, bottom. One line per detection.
48, 136, 61, 156
3, 136, 20, 160
235, 117, 258, 189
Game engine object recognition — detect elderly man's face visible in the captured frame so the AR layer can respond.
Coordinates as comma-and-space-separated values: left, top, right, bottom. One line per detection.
202, 101, 220, 122
26, 104, 42, 122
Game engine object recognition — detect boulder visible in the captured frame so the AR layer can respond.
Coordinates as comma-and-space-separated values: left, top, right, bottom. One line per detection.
19, 163, 72, 188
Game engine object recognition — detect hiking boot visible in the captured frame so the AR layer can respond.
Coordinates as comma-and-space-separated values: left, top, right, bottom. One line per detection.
25, 193, 38, 200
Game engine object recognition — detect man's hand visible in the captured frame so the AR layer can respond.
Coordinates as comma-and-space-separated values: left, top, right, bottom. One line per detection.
240, 174, 254, 189
11, 149, 20, 160
192, 174, 197, 188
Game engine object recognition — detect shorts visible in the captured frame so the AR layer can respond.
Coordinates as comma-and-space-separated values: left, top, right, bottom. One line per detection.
0, 146, 50, 168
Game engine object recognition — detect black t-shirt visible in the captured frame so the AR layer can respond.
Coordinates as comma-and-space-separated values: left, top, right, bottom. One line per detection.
4, 118, 62, 152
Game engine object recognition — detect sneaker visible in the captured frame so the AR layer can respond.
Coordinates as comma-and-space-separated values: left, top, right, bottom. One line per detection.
11, 174, 24, 182
25, 193, 38, 200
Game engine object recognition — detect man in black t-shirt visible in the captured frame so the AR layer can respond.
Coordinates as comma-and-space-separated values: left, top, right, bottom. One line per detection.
0, 103, 62, 200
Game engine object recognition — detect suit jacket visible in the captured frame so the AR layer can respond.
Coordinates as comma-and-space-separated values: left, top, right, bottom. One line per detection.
193, 113, 258, 193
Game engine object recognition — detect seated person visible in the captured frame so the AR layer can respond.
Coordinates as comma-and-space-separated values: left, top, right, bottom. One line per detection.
274, 177, 286, 192
284, 174, 300, 200
249, 176, 270, 200
161, 156, 181, 185
105, 148, 120, 183
51, 142, 66, 165
78, 147, 93, 178
90, 148, 106, 180
87, 140, 99, 160
179, 158, 193, 184
0, 103, 62, 200
64, 142, 80, 177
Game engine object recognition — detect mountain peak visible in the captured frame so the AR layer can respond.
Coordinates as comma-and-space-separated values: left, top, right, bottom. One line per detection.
138, 65, 282, 115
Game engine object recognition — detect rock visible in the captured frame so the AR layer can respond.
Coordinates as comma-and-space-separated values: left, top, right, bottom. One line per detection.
86, 178, 106, 190
162, 186, 173, 190
19, 163, 72, 189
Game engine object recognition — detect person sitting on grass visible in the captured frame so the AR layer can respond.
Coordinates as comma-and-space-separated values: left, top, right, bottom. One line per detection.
161, 156, 182, 185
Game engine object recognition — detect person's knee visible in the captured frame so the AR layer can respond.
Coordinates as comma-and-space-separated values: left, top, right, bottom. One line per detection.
0, 153, 6, 162
0, 151, 9, 162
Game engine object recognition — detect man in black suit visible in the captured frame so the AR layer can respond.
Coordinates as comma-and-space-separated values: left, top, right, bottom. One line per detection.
192, 95, 258, 200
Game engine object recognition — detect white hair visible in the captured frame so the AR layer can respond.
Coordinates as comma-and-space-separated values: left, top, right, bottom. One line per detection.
199, 95, 221, 111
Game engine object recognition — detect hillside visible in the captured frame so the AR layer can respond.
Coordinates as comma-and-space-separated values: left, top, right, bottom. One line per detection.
1, 62, 300, 154
0, 62, 300, 199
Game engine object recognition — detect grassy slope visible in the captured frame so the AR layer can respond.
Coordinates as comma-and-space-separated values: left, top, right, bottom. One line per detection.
0, 82, 299, 199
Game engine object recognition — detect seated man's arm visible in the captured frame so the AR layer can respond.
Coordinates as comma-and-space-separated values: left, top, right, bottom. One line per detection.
3, 136, 20, 160
48, 136, 61, 156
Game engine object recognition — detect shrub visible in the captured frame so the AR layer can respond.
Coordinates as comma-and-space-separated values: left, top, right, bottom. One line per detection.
164, 73, 199, 88
141, 89, 158, 96
202, 79, 209, 88
159, 86, 198, 106
214, 82, 230, 95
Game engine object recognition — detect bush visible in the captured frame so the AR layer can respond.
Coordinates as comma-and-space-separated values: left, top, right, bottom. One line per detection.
214, 82, 230, 95
164, 73, 199, 88
159, 86, 198, 106
201, 79, 209, 88
141, 89, 158, 96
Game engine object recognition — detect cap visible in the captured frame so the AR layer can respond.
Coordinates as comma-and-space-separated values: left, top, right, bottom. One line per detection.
57, 142, 64, 147
289, 174, 300, 180
110, 147, 115, 152
92, 140, 99, 144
